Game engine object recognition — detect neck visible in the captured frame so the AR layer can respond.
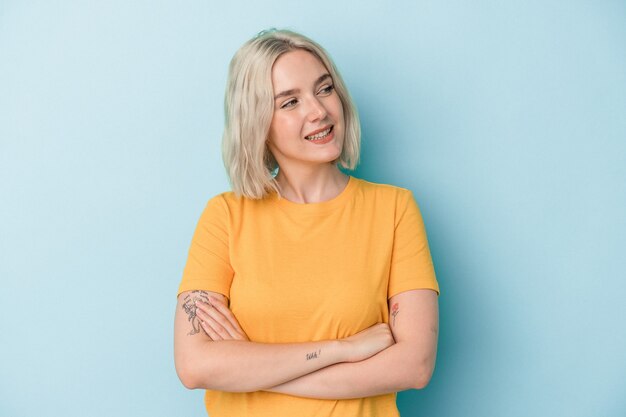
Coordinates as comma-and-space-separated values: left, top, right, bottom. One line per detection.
275, 164, 349, 204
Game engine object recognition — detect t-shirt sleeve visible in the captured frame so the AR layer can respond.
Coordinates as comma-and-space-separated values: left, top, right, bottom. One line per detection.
178, 195, 234, 298
388, 190, 440, 298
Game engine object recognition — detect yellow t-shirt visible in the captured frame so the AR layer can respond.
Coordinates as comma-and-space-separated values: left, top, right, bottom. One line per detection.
179, 176, 439, 417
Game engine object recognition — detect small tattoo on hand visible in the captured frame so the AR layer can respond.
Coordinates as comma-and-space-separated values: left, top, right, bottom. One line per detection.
391, 303, 400, 327
306, 349, 321, 361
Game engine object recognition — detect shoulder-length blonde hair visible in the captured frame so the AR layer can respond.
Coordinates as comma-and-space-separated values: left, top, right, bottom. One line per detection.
222, 29, 361, 199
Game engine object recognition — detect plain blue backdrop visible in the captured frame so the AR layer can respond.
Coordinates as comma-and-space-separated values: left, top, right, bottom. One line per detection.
1, 1, 625, 416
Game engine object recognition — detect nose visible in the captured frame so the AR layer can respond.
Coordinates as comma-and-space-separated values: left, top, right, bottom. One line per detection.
306, 96, 327, 122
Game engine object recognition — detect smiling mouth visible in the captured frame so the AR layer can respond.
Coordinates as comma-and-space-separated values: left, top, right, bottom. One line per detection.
305, 126, 333, 141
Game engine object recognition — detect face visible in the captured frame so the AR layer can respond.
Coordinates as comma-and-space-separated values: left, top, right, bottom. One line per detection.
267, 49, 345, 173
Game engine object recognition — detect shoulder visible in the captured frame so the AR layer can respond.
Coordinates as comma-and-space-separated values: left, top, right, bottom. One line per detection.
351, 178, 422, 226
207, 190, 240, 207
352, 177, 415, 202
202, 190, 272, 218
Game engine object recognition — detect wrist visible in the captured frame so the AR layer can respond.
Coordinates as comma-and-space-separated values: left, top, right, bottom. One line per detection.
333, 339, 353, 363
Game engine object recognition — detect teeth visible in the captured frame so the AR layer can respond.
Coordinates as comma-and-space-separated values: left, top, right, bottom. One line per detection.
305, 127, 331, 140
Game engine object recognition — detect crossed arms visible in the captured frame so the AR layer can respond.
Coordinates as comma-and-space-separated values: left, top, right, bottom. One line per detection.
173, 288, 438, 399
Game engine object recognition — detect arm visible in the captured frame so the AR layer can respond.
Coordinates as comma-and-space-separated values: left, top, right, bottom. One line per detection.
267, 289, 439, 399
173, 290, 394, 392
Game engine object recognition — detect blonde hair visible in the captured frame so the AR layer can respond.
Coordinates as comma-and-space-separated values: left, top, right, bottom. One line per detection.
222, 29, 361, 199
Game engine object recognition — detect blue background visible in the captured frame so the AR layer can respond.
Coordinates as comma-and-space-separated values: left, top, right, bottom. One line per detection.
1, 1, 625, 416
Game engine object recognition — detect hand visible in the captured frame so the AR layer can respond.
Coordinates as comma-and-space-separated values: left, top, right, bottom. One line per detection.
196, 297, 249, 341
342, 323, 395, 362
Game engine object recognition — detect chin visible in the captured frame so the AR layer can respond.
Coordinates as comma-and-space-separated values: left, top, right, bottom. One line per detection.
320, 147, 343, 163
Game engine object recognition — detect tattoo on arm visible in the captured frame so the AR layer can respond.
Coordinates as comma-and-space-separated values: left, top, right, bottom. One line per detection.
306, 349, 321, 361
391, 302, 400, 327
181, 290, 212, 336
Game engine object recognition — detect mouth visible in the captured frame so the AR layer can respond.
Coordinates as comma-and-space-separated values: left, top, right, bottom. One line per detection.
305, 125, 333, 141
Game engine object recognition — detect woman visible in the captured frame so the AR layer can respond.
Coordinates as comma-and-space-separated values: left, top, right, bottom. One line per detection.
174, 29, 439, 417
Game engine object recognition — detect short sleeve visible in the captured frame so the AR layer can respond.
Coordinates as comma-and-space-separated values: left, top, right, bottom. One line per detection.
178, 195, 234, 298
388, 190, 439, 298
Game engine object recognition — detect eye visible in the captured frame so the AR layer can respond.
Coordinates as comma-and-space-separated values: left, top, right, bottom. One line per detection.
280, 98, 298, 109
318, 84, 334, 95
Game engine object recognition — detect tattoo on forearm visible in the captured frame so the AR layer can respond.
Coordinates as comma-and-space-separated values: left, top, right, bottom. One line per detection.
391, 303, 400, 327
182, 290, 212, 336
306, 349, 321, 361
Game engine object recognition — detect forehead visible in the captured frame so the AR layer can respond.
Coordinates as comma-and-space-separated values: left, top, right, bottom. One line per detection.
271, 49, 329, 90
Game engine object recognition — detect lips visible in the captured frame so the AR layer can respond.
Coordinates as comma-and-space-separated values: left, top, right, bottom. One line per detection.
305, 125, 333, 141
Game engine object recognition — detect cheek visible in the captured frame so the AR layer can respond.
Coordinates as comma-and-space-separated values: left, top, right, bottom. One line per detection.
336, 107, 346, 136
269, 118, 295, 148
271, 114, 300, 138
334, 99, 345, 125
268, 117, 283, 140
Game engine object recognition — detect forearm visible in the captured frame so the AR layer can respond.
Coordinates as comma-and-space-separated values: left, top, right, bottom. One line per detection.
268, 340, 433, 399
268, 290, 439, 400
177, 338, 345, 392
175, 290, 395, 393
175, 291, 349, 391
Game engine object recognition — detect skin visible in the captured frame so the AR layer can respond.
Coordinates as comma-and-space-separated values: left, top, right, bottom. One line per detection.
267, 49, 348, 204
174, 48, 439, 397
192, 289, 439, 399
268, 289, 439, 398
174, 290, 395, 392
391, 302, 400, 327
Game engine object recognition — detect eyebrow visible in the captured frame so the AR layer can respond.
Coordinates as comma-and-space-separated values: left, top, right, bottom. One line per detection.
273, 73, 332, 100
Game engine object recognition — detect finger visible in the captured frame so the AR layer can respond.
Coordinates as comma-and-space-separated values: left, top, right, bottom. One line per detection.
201, 297, 246, 338
199, 318, 220, 340
197, 307, 231, 340
203, 304, 246, 340
208, 297, 247, 337
197, 299, 248, 340
197, 301, 240, 339
196, 308, 222, 340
